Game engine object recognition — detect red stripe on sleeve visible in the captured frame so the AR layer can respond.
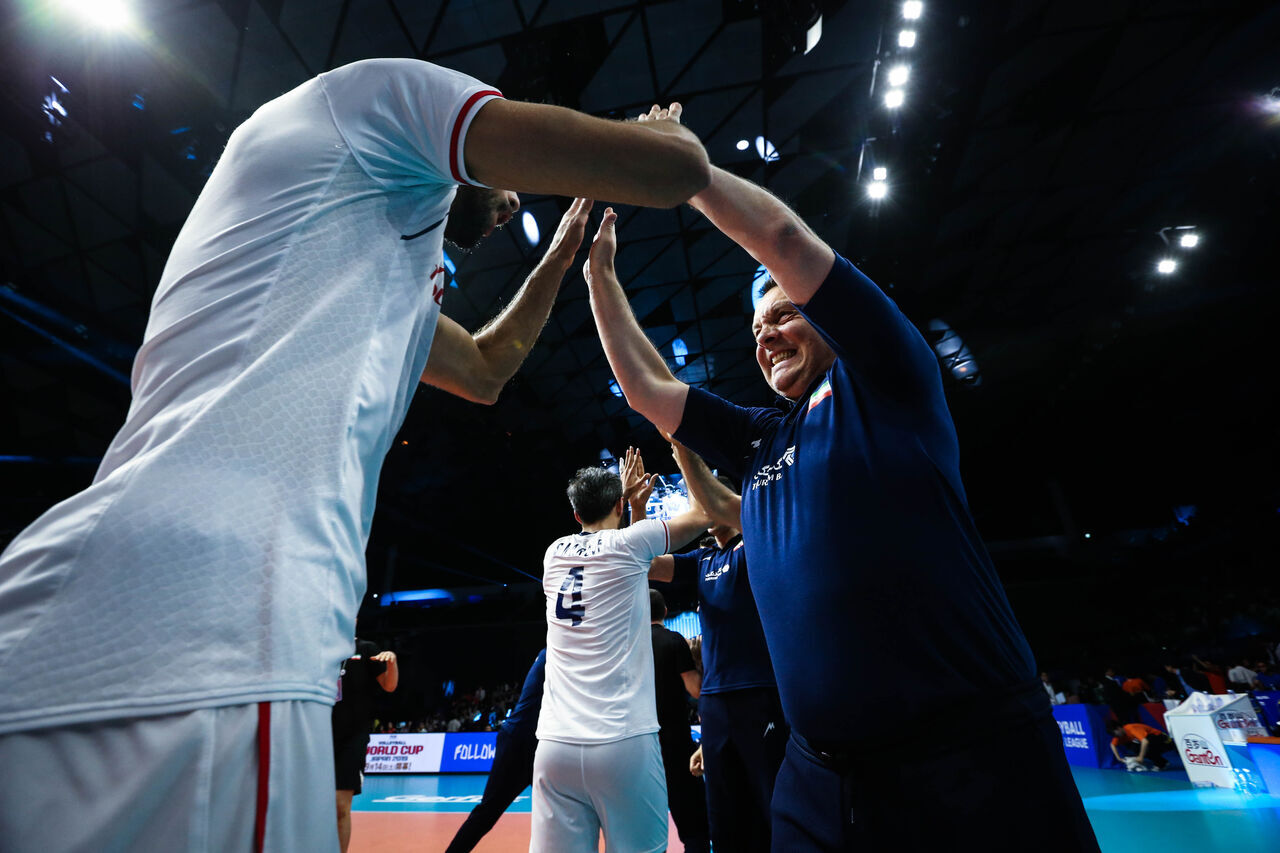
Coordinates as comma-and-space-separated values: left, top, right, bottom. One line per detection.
254, 702, 271, 853
449, 90, 503, 184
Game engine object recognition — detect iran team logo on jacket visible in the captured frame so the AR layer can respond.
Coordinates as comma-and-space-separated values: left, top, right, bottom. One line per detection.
807, 377, 833, 411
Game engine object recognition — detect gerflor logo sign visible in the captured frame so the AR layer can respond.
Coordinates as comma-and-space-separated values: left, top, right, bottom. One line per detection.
1182, 733, 1225, 767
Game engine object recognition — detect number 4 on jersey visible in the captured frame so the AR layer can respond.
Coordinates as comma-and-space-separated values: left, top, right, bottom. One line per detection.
555, 566, 585, 625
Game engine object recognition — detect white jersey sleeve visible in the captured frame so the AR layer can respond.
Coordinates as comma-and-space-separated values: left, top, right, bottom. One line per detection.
618, 518, 671, 565
319, 58, 502, 189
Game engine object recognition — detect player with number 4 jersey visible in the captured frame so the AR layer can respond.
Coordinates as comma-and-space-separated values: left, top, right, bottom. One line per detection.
533, 466, 708, 853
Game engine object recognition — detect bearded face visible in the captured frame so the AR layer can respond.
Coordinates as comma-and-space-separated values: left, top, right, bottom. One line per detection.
444, 186, 519, 250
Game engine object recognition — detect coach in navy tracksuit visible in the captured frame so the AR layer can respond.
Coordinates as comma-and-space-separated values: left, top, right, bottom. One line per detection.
582, 116, 1100, 851
653, 462, 786, 853
445, 648, 546, 853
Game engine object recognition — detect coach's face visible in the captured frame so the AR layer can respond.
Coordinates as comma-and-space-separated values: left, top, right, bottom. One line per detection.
752, 287, 835, 400
445, 187, 520, 249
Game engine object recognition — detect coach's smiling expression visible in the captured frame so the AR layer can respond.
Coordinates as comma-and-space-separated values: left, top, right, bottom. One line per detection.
751, 286, 836, 401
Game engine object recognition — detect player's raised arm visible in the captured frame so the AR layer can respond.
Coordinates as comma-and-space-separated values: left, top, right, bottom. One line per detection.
664, 495, 711, 555
465, 100, 709, 208
421, 198, 592, 403
584, 208, 690, 436
668, 437, 741, 531
620, 446, 657, 526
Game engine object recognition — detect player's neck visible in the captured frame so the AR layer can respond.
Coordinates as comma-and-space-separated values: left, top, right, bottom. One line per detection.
580, 511, 623, 533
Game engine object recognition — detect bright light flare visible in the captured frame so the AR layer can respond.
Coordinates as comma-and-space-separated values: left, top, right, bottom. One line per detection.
898, 30, 917, 48
62, 0, 133, 29
755, 136, 780, 163
735, 139, 750, 151
884, 89, 905, 108
872, 166, 887, 181
867, 181, 888, 200
903, 1, 924, 20
804, 15, 823, 54
521, 211, 539, 245
1179, 232, 1199, 248
887, 65, 910, 87
1156, 258, 1177, 274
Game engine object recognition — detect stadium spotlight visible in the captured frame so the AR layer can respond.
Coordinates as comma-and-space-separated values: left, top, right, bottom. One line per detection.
872, 166, 887, 181
62, 0, 133, 29
887, 65, 910, 87
867, 180, 888, 200
521, 210, 539, 245
884, 89, 905, 109
804, 14, 823, 54
735, 139, 750, 151
755, 136, 780, 162
672, 337, 688, 367
903, 1, 924, 20
1156, 258, 1177, 274
898, 30, 917, 48
1179, 232, 1199, 248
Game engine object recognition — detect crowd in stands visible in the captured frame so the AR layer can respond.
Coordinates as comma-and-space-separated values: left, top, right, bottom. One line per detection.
373, 679, 523, 734
1038, 639, 1280, 729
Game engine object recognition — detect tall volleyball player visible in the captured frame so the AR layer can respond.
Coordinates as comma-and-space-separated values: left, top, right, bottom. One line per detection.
532, 467, 707, 853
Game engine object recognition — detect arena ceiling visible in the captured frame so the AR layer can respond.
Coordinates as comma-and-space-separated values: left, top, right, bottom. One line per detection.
1, 0, 1276, 594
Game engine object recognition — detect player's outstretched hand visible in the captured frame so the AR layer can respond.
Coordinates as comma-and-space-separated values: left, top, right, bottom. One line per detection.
689, 745, 704, 777
543, 198, 593, 272
371, 651, 397, 663
637, 102, 684, 126
621, 446, 657, 505
583, 207, 619, 286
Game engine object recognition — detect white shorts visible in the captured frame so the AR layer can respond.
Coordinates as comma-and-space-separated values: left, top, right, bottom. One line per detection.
530, 732, 667, 853
0, 700, 337, 853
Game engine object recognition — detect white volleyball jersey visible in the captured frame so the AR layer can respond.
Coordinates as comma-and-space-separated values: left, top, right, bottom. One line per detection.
537, 519, 671, 745
0, 59, 502, 734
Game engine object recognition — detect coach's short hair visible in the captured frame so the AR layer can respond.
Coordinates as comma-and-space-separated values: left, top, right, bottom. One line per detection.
757, 275, 779, 302
567, 467, 623, 524
649, 589, 667, 621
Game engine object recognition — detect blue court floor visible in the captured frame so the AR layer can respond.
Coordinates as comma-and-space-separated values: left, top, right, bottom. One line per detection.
354, 766, 1280, 851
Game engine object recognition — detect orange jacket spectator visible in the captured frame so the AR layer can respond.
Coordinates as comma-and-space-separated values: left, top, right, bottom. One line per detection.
1111, 723, 1163, 747
1121, 678, 1149, 696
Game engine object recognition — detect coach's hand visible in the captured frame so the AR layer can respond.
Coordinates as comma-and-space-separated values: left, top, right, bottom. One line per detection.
583, 206, 619, 286
542, 198, 593, 274
371, 651, 397, 663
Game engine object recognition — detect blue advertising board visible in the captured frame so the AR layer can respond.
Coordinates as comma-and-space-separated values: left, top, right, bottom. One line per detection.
438, 732, 499, 772
1052, 704, 1113, 768
1250, 691, 1280, 731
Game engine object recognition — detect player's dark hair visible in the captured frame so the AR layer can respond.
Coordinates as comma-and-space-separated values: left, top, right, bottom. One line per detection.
1106, 720, 1125, 733
567, 467, 622, 524
649, 589, 667, 621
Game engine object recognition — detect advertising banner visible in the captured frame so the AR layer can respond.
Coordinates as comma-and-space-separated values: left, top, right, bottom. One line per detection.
364, 733, 444, 773
1250, 691, 1280, 730
1052, 704, 1111, 768
1165, 692, 1267, 789
438, 733, 500, 772
365, 732, 501, 773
